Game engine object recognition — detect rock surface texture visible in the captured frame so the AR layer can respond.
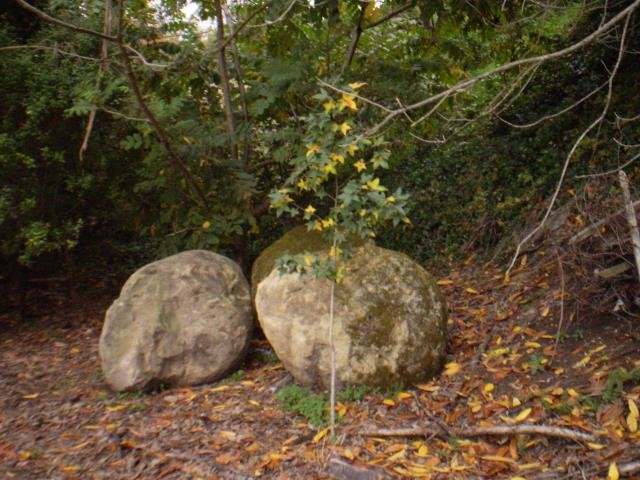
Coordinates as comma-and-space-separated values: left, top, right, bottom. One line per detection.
255, 244, 447, 388
100, 250, 252, 391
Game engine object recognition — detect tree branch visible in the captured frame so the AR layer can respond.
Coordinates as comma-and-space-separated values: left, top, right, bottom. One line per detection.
115, 0, 209, 208
364, 1, 414, 30
341, 1, 368, 75
365, 0, 640, 136
13, 0, 117, 42
214, 0, 240, 166
79, 0, 112, 162
506, 11, 632, 275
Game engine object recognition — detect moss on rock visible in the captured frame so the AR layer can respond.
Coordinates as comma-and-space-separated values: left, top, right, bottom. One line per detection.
250, 225, 367, 299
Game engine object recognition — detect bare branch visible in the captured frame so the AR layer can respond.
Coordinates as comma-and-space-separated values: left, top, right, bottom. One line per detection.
0, 44, 100, 61
619, 170, 640, 282
13, 0, 117, 42
223, 4, 252, 168
365, 1, 414, 29
122, 44, 170, 70
366, 0, 640, 136
214, 0, 240, 166
575, 151, 640, 178
341, 1, 368, 75
496, 79, 608, 129
361, 423, 598, 443
115, 0, 209, 208
248, 0, 298, 28
79, 0, 113, 162
506, 11, 632, 275
316, 79, 393, 112
100, 107, 149, 123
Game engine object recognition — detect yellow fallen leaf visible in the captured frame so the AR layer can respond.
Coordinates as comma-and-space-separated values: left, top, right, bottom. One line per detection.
468, 400, 482, 413
608, 462, 619, 480
209, 386, 230, 393
313, 427, 329, 443
106, 405, 127, 412
541, 306, 550, 317
483, 383, 495, 393
202, 220, 211, 229
587, 442, 606, 450
397, 392, 412, 400
574, 355, 590, 368
415, 384, 439, 392
348, 81, 367, 89
465, 287, 479, 294
382, 399, 396, 407
514, 407, 532, 422
525, 341, 541, 349
629, 398, 639, 417
627, 412, 638, 433
387, 448, 406, 461
512, 397, 522, 407
444, 362, 461, 376
481, 455, 514, 463
416, 445, 429, 457
567, 388, 579, 398
437, 279, 454, 286
22, 393, 39, 399
342, 448, 355, 460
511, 477, 527, 480
62, 466, 80, 473
248, 400, 260, 407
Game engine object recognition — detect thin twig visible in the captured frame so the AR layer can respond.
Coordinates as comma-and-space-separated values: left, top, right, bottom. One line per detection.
575, 151, 640, 179
497, 79, 608, 129
552, 249, 566, 360
0, 44, 100, 61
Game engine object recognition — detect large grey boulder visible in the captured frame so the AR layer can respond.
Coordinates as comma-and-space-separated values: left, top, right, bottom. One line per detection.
100, 250, 252, 392
255, 244, 447, 389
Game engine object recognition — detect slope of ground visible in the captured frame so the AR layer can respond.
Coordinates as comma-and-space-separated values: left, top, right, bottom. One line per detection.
1, 254, 639, 479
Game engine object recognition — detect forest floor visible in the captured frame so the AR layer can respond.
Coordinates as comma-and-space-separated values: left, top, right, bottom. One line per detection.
1, 253, 640, 480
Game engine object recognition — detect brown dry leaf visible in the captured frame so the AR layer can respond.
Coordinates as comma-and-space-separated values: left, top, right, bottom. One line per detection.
215, 452, 240, 465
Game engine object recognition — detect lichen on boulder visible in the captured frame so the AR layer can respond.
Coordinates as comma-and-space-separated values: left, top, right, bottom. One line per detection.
99, 250, 253, 392
255, 243, 447, 389
250, 225, 367, 299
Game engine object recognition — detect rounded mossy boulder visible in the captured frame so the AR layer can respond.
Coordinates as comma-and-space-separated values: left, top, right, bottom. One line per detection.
250, 225, 367, 299
255, 243, 448, 389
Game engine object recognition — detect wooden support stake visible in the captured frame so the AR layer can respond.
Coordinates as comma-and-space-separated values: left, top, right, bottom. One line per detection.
619, 170, 640, 283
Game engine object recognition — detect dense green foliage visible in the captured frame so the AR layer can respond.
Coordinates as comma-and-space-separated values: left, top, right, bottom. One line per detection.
1, 0, 638, 274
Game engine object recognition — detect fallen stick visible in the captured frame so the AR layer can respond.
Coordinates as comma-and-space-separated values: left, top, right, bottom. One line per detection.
568, 199, 640, 245
619, 460, 640, 476
360, 423, 597, 443
327, 457, 392, 480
